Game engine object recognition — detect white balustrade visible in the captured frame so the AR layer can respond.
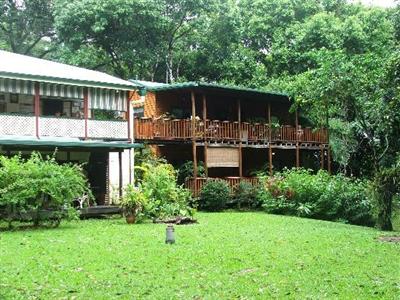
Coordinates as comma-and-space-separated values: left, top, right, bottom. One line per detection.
0, 114, 36, 136
88, 119, 128, 139
0, 114, 128, 140
40, 117, 85, 138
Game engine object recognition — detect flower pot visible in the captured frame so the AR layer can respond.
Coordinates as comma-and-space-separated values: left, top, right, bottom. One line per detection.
125, 214, 136, 224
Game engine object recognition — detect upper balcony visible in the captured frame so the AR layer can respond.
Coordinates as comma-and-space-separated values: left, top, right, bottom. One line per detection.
0, 113, 128, 140
134, 117, 328, 145
0, 79, 130, 141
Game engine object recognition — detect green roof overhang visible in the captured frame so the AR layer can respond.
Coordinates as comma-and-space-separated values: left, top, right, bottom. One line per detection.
0, 137, 143, 150
0, 71, 138, 91
146, 81, 288, 98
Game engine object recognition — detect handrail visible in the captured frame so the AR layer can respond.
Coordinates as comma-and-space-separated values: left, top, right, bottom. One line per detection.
134, 117, 328, 144
0, 114, 128, 139
185, 177, 259, 197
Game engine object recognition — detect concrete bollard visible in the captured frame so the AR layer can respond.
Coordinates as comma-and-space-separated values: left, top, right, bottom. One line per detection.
165, 225, 175, 244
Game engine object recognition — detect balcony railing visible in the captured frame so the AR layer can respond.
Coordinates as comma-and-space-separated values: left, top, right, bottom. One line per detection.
0, 114, 36, 136
185, 177, 259, 197
88, 119, 128, 139
134, 118, 328, 144
0, 114, 128, 140
40, 116, 85, 138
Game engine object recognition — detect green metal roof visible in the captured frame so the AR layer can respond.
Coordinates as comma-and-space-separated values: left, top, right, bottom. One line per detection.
132, 81, 288, 99
129, 80, 168, 89
0, 137, 143, 150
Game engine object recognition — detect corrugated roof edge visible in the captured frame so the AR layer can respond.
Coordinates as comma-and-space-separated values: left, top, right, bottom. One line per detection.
129, 79, 168, 89
137, 81, 289, 98
0, 71, 139, 91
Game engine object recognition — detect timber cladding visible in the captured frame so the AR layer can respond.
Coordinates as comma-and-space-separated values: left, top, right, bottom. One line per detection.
207, 147, 239, 168
144, 92, 157, 117
130, 90, 157, 118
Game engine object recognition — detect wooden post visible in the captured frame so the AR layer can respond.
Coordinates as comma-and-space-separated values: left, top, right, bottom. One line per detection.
202, 94, 207, 129
295, 108, 300, 168
320, 145, 325, 170
202, 94, 208, 177
118, 151, 123, 198
324, 97, 331, 174
238, 99, 243, 177
129, 149, 132, 184
268, 102, 271, 141
191, 91, 198, 179
327, 146, 331, 174
127, 93, 132, 142
268, 102, 273, 175
239, 144, 243, 177
34, 82, 40, 138
83, 87, 89, 139
191, 91, 196, 139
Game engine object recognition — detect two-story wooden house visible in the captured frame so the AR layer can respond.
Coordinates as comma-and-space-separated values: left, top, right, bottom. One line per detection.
131, 81, 330, 195
0, 50, 141, 205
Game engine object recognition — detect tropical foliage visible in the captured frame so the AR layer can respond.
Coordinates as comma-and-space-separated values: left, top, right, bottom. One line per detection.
199, 180, 230, 212
133, 150, 194, 221
258, 168, 374, 226
120, 184, 147, 221
1, 0, 400, 229
0, 153, 91, 227
140, 163, 194, 220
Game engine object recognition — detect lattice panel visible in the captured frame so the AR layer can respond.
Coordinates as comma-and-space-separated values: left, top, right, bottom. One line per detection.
88, 119, 128, 139
40, 117, 85, 138
0, 114, 36, 136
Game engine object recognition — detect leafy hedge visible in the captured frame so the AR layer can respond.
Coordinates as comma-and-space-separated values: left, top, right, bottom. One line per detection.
258, 169, 374, 226
132, 162, 194, 221
232, 181, 260, 209
0, 153, 91, 227
199, 180, 230, 211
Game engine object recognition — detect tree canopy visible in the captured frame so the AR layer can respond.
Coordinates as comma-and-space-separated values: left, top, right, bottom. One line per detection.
1, 0, 400, 177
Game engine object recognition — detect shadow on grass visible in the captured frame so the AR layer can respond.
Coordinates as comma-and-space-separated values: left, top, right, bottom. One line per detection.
0, 222, 78, 232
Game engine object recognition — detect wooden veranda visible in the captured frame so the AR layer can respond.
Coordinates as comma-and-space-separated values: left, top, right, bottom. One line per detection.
135, 118, 328, 145
134, 87, 331, 186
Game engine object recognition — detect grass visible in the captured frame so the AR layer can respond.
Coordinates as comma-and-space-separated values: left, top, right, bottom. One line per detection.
0, 213, 399, 299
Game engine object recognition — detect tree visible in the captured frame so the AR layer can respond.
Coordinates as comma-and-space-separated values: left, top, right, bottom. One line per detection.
0, 0, 56, 57
54, 0, 213, 80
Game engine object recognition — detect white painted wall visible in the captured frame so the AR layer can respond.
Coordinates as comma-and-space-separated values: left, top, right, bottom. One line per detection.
108, 149, 132, 204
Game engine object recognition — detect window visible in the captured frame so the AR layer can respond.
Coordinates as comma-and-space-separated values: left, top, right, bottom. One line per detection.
41, 98, 84, 118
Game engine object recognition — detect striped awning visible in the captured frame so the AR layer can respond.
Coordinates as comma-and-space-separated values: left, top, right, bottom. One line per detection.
89, 88, 127, 111
0, 77, 128, 111
40, 82, 84, 99
0, 77, 35, 95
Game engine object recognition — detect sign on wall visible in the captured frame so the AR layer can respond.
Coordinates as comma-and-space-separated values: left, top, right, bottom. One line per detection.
207, 147, 239, 168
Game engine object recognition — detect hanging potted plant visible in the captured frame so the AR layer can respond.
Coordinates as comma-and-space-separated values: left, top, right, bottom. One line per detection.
120, 185, 147, 224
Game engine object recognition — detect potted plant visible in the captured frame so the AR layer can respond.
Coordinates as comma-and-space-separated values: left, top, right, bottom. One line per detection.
120, 185, 147, 224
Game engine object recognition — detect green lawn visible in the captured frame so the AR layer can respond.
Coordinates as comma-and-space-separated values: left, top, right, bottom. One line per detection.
1, 213, 399, 299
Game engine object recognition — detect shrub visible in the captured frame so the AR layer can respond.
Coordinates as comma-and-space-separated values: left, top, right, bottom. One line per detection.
0, 153, 91, 228
140, 163, 194, 220
232, 181, 260, 209
258, 168, 374, 226
177, 160, 205, 184
134, 147, 167, 185
199, 180, 230, 211
259, 191, 297, 215
120, 184, 147, 222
